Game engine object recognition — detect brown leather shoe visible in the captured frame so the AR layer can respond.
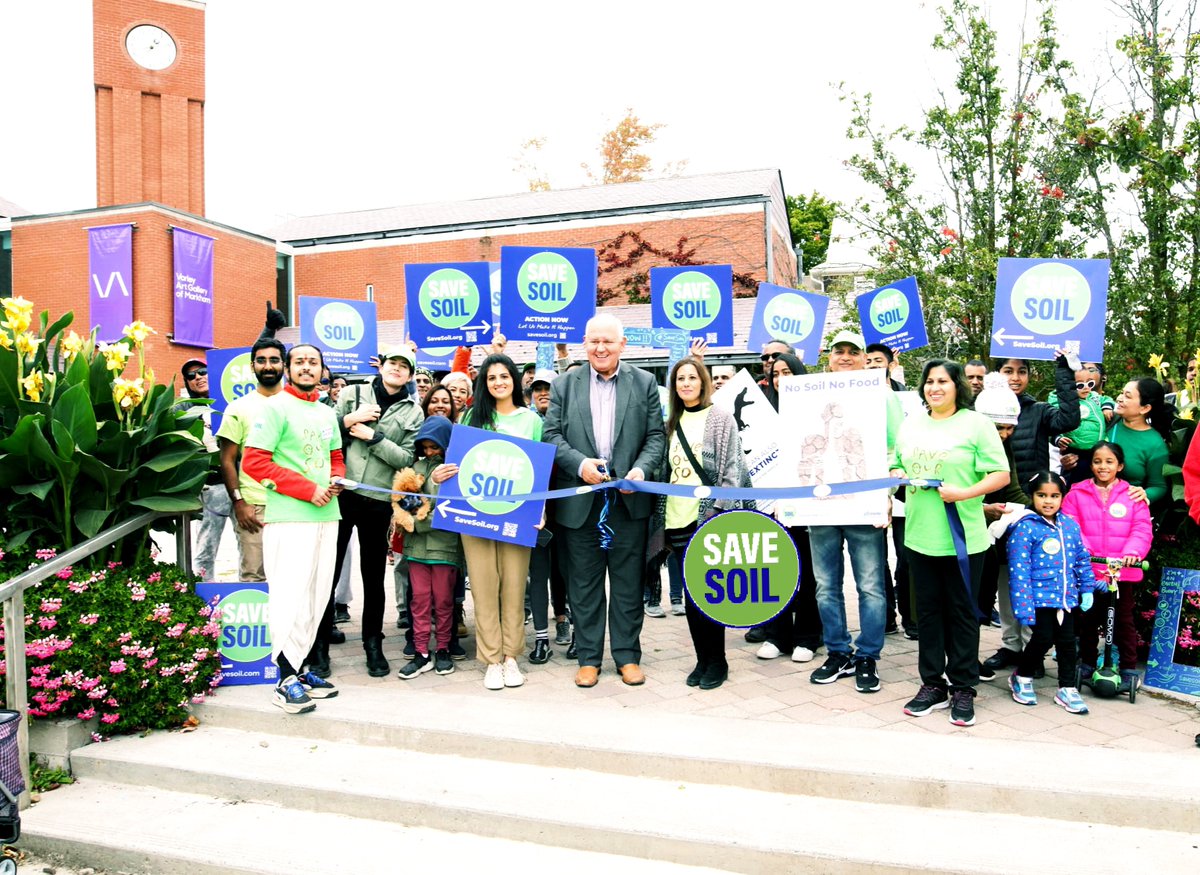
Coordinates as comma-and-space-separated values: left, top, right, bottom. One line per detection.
574, 666, 600, 688
618, 663, 645, 686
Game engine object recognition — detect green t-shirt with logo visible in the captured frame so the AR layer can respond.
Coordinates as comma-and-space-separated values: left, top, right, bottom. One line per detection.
461, 406, 543, 442
246, 392, 342, 524
214, 390, 276, 507
894, 408, 1009, 556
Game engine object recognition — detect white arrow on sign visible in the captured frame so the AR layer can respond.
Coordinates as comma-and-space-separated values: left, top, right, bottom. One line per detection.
436, 501, 477, 519
461, 320, 492, 332
993, 326, 1034, 346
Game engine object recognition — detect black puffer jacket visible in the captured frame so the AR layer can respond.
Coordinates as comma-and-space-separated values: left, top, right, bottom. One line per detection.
1010, 358, 1080, 493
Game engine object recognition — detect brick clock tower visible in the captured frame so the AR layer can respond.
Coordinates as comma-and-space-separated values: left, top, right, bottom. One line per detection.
93, 0, 206, 215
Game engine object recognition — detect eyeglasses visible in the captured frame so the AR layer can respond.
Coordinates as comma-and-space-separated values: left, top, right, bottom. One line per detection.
1075, 380, 1096, 391
184, 368, 207, 380
253, 356, 283, 365
760, 352, 781, 363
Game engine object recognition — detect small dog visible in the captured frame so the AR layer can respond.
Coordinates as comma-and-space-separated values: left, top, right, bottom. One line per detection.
391, 468, 429, 532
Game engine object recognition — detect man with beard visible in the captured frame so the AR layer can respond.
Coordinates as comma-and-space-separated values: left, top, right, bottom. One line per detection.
242, 344, 345, 712
216, 337, 286, 581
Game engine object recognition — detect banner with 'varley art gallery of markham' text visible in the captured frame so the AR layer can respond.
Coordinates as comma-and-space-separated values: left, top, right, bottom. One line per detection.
173, 227, 215, 348
88, 223, 134, 343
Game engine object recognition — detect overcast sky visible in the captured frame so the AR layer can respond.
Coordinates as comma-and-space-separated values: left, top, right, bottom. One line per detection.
0, 1, 1131, 237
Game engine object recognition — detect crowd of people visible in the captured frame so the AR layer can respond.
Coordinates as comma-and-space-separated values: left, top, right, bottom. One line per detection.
190, 312, 1192, 728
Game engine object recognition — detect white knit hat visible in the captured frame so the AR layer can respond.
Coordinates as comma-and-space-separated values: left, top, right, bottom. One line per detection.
974, 372, 1020, 425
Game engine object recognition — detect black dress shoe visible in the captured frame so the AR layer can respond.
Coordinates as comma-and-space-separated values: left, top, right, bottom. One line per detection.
686, 663, 705, 687
744, 626, 768, 643
528, 639, 551, 664
329, 627, 346, 645
983, 648, 1019, 671
363, 635, 390, 678
305, 638, 331, 679
699, 663, 728, 690
566, 635, 577, 660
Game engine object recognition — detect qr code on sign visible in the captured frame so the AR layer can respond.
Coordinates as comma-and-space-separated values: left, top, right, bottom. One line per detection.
706, 332, 718, 343
1064, 340, 1080, 354
465, 331, 478, 343
264, 666, 278, 680
503, 522, 518, 538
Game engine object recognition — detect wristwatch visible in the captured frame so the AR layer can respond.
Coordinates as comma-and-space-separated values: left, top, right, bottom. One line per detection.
231, 489, 243, 502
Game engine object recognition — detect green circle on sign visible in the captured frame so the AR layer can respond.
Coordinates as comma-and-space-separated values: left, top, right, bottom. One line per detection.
458, 439, 535, 514
419, 268, 481, 330
683, 510, 799, 628
664, 270, 722, 331
219, 351, 254, 403
313, 302, 365, 351
763, 293, 815, 343
869, 289, 910, 333
217, 589, 271, 663
518, 252, 578, 314
1011, 262, 1091, 336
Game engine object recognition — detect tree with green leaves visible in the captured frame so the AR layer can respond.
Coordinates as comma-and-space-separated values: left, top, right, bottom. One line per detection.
786, 192, 837, 274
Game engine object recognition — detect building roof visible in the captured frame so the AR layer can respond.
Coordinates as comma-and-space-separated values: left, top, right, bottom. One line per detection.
272, 169, 790, 246
0, 195, 30, 219
276, 294, 849, 371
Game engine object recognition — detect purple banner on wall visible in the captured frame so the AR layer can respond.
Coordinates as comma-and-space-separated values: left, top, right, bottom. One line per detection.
88, 224, 133, 343
173, 227, 215, 348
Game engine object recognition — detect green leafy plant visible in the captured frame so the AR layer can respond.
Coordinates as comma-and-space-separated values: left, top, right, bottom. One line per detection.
0, 298, 211, 559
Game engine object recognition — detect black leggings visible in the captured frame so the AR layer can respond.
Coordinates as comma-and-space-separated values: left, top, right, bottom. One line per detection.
1017, 607, 1077, 683
907, 549, 984, 691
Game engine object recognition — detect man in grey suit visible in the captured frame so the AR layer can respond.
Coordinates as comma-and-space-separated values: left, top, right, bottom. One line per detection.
543, 313, 666, 688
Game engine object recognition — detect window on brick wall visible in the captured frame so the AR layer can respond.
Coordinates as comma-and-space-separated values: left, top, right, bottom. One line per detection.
276, 252, 292, 324
0, 232, 11, 297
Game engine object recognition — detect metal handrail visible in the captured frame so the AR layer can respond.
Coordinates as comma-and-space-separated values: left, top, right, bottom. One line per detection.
2, 510, 193, 808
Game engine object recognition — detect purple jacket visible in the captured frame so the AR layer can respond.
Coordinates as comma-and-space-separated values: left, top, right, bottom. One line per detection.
1007, 512, 1099, 624
1060, 479, 1153, 584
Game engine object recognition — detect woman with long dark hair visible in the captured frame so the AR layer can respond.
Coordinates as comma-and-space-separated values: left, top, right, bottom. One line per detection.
892, 359, 1010, 728
657, 356, 748, 689
458, 354, 543, 690
1106, 376, 1170, 507
422, 383, 457, 422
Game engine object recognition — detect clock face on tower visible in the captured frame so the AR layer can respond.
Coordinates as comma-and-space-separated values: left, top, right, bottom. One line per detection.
124, 24, 177, 70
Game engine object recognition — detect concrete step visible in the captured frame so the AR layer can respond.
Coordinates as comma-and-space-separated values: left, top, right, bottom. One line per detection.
193, 683, 1200, 833
34, 723, 1200, 875
19, 780, 735, 875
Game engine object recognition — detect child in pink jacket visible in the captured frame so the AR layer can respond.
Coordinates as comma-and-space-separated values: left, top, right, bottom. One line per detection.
1059, 441, 1153, 680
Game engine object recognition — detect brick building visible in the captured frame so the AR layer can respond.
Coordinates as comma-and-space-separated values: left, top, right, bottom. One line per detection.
0, 0, 804, 382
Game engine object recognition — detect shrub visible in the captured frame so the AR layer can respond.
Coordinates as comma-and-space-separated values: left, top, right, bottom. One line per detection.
0, 546, 221, 740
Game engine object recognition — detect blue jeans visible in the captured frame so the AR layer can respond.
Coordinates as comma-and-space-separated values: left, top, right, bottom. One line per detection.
808, 524, 887, 660
194, 485, 231, 580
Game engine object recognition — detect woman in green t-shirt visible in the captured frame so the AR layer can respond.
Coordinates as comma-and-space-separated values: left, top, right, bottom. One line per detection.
892, 360, 1010, 728
1106, 377, 1171, 507
459, 354, 543, 691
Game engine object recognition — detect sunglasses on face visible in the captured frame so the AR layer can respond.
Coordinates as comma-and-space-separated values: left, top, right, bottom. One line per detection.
185, 369, 207, 380
760, 352, 781, 363
320, 377, 331, 385
1075, 380, 1096, 390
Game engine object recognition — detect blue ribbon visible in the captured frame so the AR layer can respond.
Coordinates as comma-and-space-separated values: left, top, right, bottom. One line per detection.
597, 489, 615, 551
941, 500, 983, 622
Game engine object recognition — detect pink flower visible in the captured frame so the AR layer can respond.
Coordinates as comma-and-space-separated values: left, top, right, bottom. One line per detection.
108, 659, 127, 674
35, 549, 57, 560
90, 732, 106, 743
78, 707, 95, 720
55, 567, 73, 580
191, 694, 206, 704
78, 614, 99, 626
151, 603, 172, 623
146, 572, 162, 584
106, 561, 121, 569
67, 581, 89, 594
143, 658, 158, 669
37, 617, 57, 630
166, 622, 187, 639
40, 598, 63, 613
100, 713, 119, 725
174, 580, 189, 593
117, 632, 133, 644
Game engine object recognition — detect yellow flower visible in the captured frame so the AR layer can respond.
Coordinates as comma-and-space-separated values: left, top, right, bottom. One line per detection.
15, 332, 41, 356
61, 331, 85, 359
1147, 353, 1170, 379
0, 332, 10, 350
2, 297, 33, 334
22, 370, 44, 403
98, 341, 131, 373
1180, 408, 1195, 421
122, 320, 156, 345
112, 376, 147, 410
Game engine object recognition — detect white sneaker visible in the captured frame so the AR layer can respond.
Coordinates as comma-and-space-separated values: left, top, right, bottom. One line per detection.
484, 663, 504, 691
792, 646, 815, 663
502, 657, 525, 688
756, 641, 782, 660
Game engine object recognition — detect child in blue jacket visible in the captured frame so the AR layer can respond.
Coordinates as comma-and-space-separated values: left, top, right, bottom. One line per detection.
1006, 471, 1101, 714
